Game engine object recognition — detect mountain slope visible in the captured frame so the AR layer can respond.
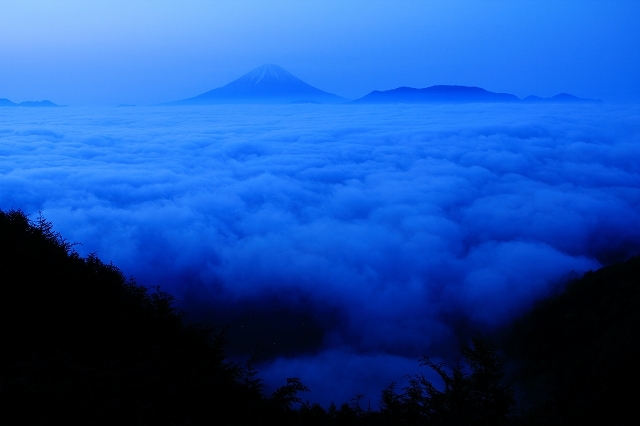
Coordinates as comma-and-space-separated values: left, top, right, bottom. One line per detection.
169, 64, 346, 105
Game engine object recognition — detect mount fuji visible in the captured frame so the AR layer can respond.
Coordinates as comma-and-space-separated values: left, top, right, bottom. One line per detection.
168, 64, 347, 105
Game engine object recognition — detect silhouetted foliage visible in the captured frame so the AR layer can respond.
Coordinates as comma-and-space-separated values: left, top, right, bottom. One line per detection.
271, 377, 310, 410
379, 335, 515, 426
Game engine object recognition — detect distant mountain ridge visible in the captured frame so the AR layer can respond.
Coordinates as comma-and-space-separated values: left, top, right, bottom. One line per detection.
166, 64, 601, 106
353, 86, 601, 104
0, 98, 59, 107
523, 93, 602, 104
2, 69, 602, 107
168, 64, 346, 105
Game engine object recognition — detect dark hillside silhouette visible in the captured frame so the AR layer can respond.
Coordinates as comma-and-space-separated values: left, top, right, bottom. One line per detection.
2, 207, 636, 424
0, 209, 286, 424
503, 256, 640, 425
0, 208, 518, 425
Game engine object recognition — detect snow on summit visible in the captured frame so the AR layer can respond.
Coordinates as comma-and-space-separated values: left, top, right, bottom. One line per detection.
168, 64, 347, 105
239, 64, 297, 84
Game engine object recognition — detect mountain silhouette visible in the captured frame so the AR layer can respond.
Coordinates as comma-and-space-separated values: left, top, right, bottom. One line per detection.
168, 64, 347, 105
353, 86, 603, 104
523, 93, 602, 104
353, 85, 521, 104
0, 98, 59, 107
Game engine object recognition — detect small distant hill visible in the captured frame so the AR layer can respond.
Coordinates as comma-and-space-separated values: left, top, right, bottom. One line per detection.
167, 64, 347, 105
523, 93, 602, 104
0, 98, 59, 107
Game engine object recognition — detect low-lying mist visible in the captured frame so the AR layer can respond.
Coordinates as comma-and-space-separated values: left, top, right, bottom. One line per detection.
1, 103, 639, 405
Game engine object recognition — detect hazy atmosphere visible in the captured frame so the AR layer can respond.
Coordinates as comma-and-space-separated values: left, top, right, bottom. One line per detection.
2, 0, 640, 411
1, 0, 639, 105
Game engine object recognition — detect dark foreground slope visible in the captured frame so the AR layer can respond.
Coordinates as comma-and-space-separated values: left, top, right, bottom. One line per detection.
0, 208, 518, 426
2, 208, 637, 425
0, 209, 305, 425
503, 256, 640, 425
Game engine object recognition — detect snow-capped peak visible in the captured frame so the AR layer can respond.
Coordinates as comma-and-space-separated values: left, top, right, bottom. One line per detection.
239, 64, 298, 85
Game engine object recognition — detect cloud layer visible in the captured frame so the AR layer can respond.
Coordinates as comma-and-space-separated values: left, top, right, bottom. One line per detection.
1, 103, 639, 405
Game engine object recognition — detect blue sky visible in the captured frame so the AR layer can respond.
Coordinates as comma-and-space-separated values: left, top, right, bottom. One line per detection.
1, 0, 639, 105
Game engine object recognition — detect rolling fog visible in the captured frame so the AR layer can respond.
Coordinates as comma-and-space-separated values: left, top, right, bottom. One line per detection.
1, 103, 639, 404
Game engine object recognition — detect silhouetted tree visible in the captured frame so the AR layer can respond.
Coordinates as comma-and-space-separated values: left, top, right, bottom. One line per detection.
271, 377, 310, 410
380, 335, 515, 426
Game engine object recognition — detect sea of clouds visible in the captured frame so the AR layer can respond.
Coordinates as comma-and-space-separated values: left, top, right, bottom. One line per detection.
1, 103, 639, 405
